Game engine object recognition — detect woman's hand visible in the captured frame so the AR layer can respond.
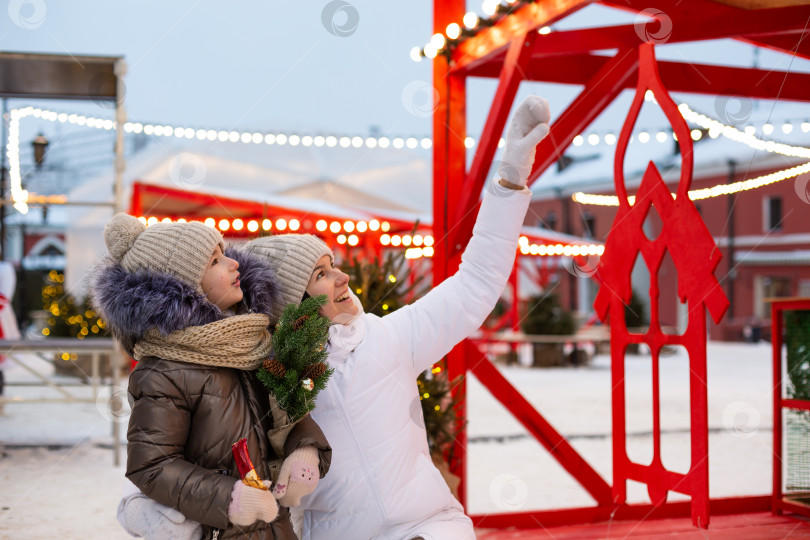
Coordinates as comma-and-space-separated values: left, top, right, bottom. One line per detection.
497, 96, 551, 189
117, 492, 202, 540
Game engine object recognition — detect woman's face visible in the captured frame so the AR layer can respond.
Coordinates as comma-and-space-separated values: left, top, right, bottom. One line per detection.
306, 255, 359, 321
201, 245, 243, 311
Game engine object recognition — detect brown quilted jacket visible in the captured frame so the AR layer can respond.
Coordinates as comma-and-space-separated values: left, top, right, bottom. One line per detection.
126, 356, 331, 539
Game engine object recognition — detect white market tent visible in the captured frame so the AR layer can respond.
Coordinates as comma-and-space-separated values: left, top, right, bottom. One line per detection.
64, 138, 434, 296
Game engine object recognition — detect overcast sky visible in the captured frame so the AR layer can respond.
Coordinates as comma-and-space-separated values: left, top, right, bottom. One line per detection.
3, 1, 810, 153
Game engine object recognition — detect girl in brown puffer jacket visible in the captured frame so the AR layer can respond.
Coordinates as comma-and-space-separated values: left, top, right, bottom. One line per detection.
90, 214, 331, 539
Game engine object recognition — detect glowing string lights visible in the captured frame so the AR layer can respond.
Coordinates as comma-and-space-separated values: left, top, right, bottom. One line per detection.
573, 161, 810, 206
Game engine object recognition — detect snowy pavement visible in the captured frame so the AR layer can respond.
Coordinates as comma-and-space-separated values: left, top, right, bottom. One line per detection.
466, 341, 773, 514
0, 341, 774, 539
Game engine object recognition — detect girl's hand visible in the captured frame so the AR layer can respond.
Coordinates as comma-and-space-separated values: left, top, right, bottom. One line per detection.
273, 445, 320, 507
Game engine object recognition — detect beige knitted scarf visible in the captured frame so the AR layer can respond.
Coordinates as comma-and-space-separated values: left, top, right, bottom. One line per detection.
134, 313, 273, 370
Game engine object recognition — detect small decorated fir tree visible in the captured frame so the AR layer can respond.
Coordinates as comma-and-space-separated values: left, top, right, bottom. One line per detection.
418, 366, 462, 456
41, 270, 108, 339
342, 250, 425, 316
256, 294, 332, 422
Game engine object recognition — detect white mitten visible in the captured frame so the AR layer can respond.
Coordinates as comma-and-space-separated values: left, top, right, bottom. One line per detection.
116, 491, 202, 540
497, 96, 551, 188
228, 480, 279, 527
273, 445, 320, 507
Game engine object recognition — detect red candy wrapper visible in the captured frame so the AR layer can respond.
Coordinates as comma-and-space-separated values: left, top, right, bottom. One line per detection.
231, 438, 268, 490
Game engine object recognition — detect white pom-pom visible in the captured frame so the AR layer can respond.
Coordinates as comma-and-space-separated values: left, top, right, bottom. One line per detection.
104, 213, 146, 262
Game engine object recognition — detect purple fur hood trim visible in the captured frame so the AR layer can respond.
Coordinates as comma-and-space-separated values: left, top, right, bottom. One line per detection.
89, 246, 279, 356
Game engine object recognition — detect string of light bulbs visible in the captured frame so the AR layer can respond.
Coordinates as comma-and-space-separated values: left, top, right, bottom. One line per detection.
518, 235, 604, 257
411, 0, 546, 61
572, 161, 810, 206
4, 105, 430, 214
572, 101, 810, 205
11, 101, 809, 213
677, 103, 810, 159
136, 214, 440, 257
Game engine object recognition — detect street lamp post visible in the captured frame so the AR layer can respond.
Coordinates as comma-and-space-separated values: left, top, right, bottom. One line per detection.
32, 134, 49, 169
1, 98, 7, 262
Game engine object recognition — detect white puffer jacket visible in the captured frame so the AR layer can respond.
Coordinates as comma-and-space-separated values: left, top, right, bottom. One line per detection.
297, 183, 531, 540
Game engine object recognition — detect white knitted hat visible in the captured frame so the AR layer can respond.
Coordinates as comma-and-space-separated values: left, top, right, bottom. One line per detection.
244, 234, 333, 323
103, 213, 225, 292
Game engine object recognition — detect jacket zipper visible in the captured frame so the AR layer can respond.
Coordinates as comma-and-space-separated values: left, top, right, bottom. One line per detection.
211, 468, 231, 539
329, 383, 387, 525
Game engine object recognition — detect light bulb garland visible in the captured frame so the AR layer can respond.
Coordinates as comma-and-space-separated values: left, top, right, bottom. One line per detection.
126, 214, 592, 258
678, 103, 810, 159
518, 236, 604, 257
572, 103, 810, 206
6, 106, 438, 213
9, 104, 806, 216
572, 160, 810, 206
412, 0, 535, 62
12, 99, 806, 217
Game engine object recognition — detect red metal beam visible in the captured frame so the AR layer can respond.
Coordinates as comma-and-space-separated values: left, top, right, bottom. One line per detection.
601, 0, 736, 19
467, 341, 613, 506
527, 49, 639, 187
613, 495, 770, 521
453, 2, 810, 76
131, 182, 260, 216
449, 49, 638, 257
742, 33, 810, 62
771, 298, 810, 518
773, 301, 784, 515
468, 53, 810, 102
470, 495, 770, 529
782, 398, 810, 411
527, 5, 810, 57
129, 182, 418, 230
452, 0, 593, 73
433, 0, 469, 506
472, 506, 609, 529
453, 30, 537, 228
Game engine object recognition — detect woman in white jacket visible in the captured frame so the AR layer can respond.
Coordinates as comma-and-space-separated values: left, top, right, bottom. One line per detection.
246, 96, 549, 540
118, 95, 549, 540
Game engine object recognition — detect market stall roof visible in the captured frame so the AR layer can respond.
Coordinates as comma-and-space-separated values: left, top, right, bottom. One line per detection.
0, 51, 121, 101
130, 181, 425, 233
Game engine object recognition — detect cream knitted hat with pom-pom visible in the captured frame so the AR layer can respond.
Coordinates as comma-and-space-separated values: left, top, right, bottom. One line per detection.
103, 213, 225, 292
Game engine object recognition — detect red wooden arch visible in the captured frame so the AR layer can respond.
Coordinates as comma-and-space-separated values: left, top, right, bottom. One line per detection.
431, 0, 810, 530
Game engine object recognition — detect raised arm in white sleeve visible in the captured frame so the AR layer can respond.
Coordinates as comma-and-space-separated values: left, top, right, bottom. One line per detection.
384, 96, 550, 376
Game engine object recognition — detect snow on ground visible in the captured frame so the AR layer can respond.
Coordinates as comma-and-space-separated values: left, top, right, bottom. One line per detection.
466, 341, 773, 514
0, 352, 130, 540
0, 341, 773, 538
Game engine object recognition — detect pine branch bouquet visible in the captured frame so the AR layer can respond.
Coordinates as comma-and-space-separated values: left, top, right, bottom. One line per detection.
257, 294, 333, 462
258, 294, 333, 421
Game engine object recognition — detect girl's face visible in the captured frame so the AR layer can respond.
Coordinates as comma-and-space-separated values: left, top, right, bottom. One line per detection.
201, 245, 243, 311
306, 255, 359, 321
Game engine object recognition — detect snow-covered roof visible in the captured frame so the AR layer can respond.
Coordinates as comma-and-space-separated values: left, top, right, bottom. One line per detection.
735, 250, 810, 266
111, 139, 433, 214
520, 225, 600, 246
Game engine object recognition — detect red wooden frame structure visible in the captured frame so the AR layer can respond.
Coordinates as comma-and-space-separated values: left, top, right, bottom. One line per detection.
431, 0, 810, 530
593, 43, 729, 528
771, 297, 810, 519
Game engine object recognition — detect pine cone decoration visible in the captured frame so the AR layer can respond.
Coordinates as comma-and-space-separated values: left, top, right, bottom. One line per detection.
303, 362, 328, 380
262, 357, 286, 377
292, 315, 309, 331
